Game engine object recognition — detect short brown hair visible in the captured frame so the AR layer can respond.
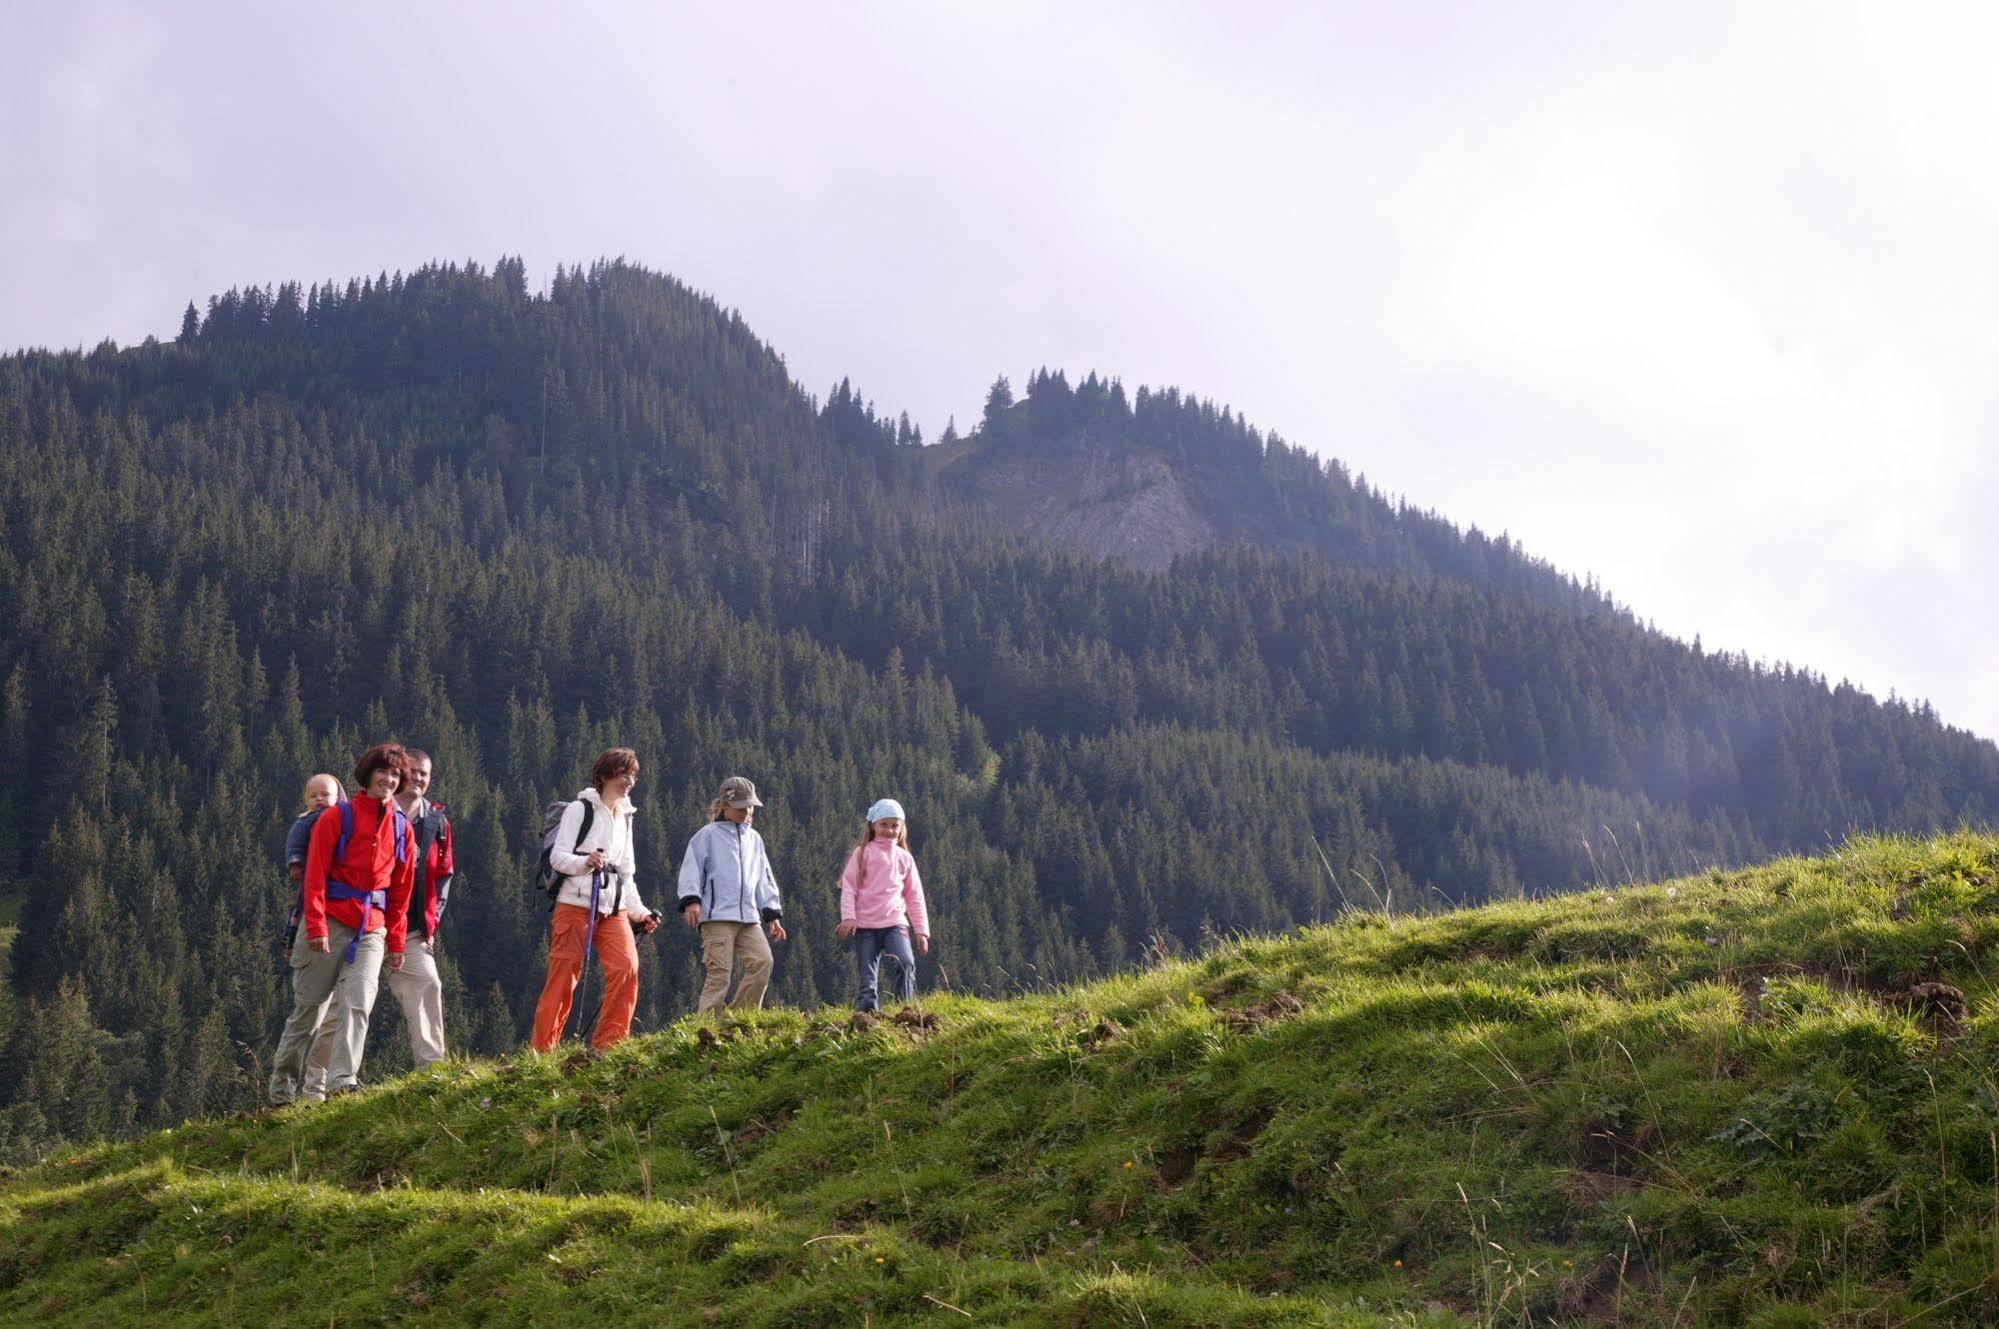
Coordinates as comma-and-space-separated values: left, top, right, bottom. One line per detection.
353, 742, 411, 791
591, 747, 640, 790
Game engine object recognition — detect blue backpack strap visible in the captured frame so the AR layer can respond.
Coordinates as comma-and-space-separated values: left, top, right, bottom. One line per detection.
325, 881, 389, 964
333, 801, 355, 863
284, 807, 332, 954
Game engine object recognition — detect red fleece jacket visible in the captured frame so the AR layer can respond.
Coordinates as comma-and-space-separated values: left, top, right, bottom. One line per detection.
302, 794, 417, 953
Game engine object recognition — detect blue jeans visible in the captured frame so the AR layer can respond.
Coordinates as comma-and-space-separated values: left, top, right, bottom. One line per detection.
854, 926, 916, 1011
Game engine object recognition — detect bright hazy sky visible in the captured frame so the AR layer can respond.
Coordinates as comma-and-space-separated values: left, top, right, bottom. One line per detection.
6, 3, 1995, 741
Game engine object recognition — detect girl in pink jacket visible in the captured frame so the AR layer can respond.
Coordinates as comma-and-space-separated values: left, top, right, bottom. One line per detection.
835, 799, 931, 1011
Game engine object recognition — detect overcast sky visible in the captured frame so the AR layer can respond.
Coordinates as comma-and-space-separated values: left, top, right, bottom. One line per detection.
6, 2, 1994, 741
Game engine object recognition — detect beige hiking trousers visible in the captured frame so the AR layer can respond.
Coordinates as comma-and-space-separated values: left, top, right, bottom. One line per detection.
269, 919, 383, 1102
697, 920, 774, 1012
302, 937, 445, 1098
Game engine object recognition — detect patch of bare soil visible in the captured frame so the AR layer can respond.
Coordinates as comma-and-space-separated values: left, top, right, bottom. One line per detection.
1577, 1114, 1655, 1176
1559, 1168, 1640, 1210
1155, 1144, 1199, 1190
1723, 961, 1805, 1020
732, 1107, 795, 1148
1556, 1251, 1653, 1325
1075, 1018, 1124, 1049
1218, 990, 1306, 1032
1893, 981, 1967, 1036
1207, 1105, 1276, 1166
1890, 875, 1921, 921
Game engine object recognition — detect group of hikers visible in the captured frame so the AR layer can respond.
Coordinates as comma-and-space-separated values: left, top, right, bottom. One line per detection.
265, 742, 932, 1105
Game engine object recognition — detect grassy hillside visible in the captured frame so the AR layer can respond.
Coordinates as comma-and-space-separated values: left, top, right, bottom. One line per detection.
7, 834, 1999, 1326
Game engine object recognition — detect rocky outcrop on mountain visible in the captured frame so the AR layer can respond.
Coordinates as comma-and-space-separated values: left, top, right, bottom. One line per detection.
934, 437, 1214, 571
926, 371, 1599, 619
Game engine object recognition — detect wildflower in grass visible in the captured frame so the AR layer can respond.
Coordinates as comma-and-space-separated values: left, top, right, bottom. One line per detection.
1123, 1160, 1133, 1169
1393, 1259, 1403, 1268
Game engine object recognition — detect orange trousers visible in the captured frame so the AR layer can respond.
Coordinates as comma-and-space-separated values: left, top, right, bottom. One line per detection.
530, 903, 640, 1052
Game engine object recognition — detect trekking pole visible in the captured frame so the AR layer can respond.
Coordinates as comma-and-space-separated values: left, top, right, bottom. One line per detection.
566, 869, 604, 1045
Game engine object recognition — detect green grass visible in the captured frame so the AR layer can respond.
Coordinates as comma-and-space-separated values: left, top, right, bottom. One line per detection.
9, 833, 1999, 1325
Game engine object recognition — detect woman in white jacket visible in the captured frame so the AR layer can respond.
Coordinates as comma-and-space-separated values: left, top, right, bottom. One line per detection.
530, 748, 660, 1052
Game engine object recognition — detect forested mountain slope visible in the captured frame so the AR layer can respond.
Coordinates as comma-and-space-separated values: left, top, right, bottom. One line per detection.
0, 258, 1991, 1159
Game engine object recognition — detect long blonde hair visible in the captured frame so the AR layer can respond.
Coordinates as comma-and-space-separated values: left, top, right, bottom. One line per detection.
849, 817, 909, 870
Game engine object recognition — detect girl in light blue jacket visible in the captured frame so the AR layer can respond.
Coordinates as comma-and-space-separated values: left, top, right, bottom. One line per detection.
675, 775, 787, 1012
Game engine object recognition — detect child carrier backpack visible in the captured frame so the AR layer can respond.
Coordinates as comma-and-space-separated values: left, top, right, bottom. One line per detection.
536, 798, 596, 905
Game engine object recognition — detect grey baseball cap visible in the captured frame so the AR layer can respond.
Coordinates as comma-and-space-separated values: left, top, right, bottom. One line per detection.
718, 776, 764, 809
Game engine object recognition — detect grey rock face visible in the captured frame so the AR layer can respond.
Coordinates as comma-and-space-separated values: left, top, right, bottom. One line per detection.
940, 441, 1215, 571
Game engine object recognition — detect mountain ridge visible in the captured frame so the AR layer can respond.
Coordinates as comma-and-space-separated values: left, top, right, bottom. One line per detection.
928, 365, 1612, 621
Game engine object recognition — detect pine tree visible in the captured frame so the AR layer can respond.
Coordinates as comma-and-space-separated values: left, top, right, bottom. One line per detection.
981, 376, 1014, 434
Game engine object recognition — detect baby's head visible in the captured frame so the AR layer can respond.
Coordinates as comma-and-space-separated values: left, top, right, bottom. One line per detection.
302, 773, 342, 812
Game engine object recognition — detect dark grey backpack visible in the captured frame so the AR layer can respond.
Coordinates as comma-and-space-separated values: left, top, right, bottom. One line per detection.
535, 799, 595, 904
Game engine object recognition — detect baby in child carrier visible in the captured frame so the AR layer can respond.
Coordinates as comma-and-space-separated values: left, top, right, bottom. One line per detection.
281, 774, 343, 955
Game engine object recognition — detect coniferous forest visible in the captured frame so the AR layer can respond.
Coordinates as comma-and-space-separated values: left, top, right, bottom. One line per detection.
0, 258, 1992, 1159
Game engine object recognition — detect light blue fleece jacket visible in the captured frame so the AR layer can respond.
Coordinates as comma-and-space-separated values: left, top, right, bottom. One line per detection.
675, 820, 783, 923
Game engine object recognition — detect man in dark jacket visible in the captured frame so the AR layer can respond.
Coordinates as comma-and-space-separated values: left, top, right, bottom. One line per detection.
383, 747, 455, 1069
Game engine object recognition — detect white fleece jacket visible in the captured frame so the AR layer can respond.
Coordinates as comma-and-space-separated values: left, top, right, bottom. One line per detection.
548, 787, 650, 917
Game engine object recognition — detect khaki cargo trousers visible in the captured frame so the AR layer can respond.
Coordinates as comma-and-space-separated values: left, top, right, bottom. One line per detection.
268, 919, 382, 1103
697, 920, 773, 1012
301, 936, 446, 1099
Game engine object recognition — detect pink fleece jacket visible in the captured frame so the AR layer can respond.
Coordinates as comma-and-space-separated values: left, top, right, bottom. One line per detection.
839, 838, 930, 935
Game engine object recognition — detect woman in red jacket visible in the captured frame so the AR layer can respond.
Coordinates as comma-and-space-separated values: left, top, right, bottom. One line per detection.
266, 742, 417, 1104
